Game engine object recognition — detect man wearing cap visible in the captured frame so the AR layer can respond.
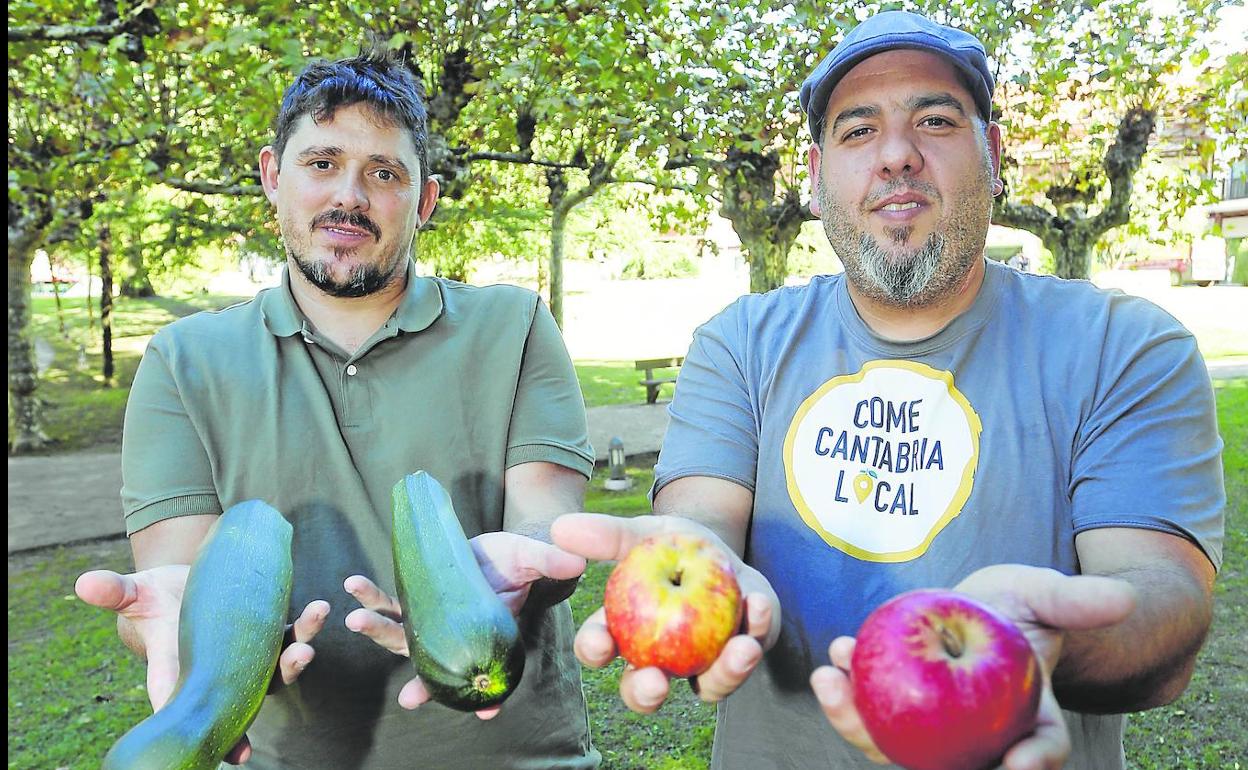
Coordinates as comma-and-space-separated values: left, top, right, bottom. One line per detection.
553, 9, 1223, 770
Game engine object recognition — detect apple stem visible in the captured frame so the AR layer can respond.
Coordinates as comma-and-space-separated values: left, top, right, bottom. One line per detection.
670, 568, 684, 587
473, 674, 492, 692
938, 623, 964, 658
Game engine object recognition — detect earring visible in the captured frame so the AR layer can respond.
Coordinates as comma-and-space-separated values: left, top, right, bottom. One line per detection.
992, 179, 1004, 197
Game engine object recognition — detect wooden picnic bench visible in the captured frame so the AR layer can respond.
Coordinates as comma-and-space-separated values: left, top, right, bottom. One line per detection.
635, 357, 683, 404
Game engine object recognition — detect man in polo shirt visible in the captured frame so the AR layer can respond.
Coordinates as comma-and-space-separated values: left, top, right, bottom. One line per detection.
552, 10, 1223, 770
74, 46, 600, 768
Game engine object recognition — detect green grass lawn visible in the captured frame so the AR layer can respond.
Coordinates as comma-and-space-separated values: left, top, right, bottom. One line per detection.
8, 291, 1247, 767
8, 382, 1247, 768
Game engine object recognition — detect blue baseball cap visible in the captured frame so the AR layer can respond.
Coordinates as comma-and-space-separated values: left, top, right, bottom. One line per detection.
799, 10, 995, 142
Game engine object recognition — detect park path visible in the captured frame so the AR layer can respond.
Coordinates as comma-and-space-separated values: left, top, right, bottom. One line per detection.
6, 402, 673, 554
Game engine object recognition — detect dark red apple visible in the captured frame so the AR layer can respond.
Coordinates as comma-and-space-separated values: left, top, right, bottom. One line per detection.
850, 589, 1042, 770
603, 532, 742, 678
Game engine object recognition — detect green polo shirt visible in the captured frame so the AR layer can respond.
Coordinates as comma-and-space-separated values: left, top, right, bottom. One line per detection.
120, 261, 598, 769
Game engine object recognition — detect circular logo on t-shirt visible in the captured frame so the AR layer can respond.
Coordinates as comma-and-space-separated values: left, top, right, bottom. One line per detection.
783, 360, 981, 562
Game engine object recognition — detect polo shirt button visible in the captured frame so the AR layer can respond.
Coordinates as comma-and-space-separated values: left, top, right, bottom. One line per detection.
346, 364, 358, 376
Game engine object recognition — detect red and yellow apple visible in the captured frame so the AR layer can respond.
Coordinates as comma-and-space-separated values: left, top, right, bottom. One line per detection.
603, 532, 742, 677
850, 589, 1042, 770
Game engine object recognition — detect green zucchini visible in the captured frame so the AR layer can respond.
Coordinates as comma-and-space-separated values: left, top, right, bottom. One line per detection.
103, 500, 293, 770
391, 471, 525, 711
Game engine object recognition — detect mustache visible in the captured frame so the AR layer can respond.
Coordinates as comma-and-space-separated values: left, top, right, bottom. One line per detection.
310, 210, 381, 241
863, 177, 941, 210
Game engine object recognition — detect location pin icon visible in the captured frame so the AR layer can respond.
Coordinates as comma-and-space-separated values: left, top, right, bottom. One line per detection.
853, 472, 873, 504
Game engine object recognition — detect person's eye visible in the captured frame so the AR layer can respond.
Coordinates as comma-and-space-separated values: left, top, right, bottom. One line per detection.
376, 169, 396, 182
311, 160, 333, 170
842, 126, 873, 141
920, 116, 955, 128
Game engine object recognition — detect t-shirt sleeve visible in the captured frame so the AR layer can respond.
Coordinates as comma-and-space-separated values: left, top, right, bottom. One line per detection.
505, 298, 595, 478
653, 303, 759, 496
121, 334, 222, 535
1070, 324, 1225, 571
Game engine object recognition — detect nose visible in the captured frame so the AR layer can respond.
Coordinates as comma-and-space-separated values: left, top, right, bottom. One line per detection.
333, 172, 369, 212
876, 129, 923, 180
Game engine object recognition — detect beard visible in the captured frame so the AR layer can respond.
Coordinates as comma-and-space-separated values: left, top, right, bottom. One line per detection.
283, 210, 406, 298
820, 144, 994, 308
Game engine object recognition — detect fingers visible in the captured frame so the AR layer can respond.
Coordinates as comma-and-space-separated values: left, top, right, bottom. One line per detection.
292, 600, 331, 643
619, 664, 671, 713
958, 565, 1136, 632
222, 736, 252, 765
689, 635, 762, 702
572, 607, 617, 668
506, 536, 587, 583
397, 677, 431, 710
471, 531, 587, 584
276, 642, 316, 687
1002, 685, 1071, 770
344, 576, 409, 656
396, 676, 500, 719
828, 636, 855, 669
551, 513, 679, 562
345, 607, 409, 656
343, 575, 403, 621
810, 660, 889, 764
1024, 573, 1136, 632
740, 592, 772, 640
276, 601, 330, 686
74, 570, 137, 612
145, 645, 180, 711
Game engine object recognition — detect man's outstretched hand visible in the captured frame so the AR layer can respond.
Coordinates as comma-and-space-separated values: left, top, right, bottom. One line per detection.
550, 512, 779, 714
344, 530, 586, 720
810, 565, 1136, 770
75, 568, 328, 764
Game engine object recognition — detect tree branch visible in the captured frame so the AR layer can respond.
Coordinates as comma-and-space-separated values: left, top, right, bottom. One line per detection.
993, 200, 1060, 243
665, 154, 724, 172
462, 151, 589, 170
10, 0, 157, 43
158, 173, 263, 196
1090, 106, 1156, 234
609, 176, 705, 196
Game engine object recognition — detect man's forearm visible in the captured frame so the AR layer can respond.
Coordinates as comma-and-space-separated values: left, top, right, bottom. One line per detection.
1054, 561, 1212, 712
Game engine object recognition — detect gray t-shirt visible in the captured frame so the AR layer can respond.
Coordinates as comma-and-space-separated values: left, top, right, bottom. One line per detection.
122, 262, 599, 769
655, 260, 1224, 770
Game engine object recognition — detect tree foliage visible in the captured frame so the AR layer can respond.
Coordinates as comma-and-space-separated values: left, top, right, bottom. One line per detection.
9, 0, 1243, 452
993, 0, 1238, 278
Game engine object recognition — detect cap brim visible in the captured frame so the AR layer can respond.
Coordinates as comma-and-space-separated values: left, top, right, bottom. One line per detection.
805, 40, 990, 141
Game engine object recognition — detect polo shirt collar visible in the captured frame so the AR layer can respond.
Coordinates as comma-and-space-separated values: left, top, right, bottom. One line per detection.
261, 259, 443, 338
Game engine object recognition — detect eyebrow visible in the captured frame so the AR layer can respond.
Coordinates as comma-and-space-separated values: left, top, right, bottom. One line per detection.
295, 145, 413, 178
828, 91, 970, 136
829, 105, 880, 136
908, 92, 968, 117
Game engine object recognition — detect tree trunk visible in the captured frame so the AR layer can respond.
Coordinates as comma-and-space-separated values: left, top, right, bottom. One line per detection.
536, 255, 549, 303
52, 274, 68, 338
718, 149, 812, 293
993, 107, 1156, 281
99, 222, 115, 383
7, 215, 52, 454
1048, 228, 1099, 281
120, 242, 155, 297
737, 226, 803, 293
86, 250, 96, 330
543, 164, 611, 328
549, 208, 567, 328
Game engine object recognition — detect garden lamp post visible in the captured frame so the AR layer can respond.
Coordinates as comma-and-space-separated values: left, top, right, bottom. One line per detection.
604, 436, 633, 491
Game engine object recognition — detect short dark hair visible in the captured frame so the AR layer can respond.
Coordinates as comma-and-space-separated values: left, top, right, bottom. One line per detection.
272, 44, 430, 188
